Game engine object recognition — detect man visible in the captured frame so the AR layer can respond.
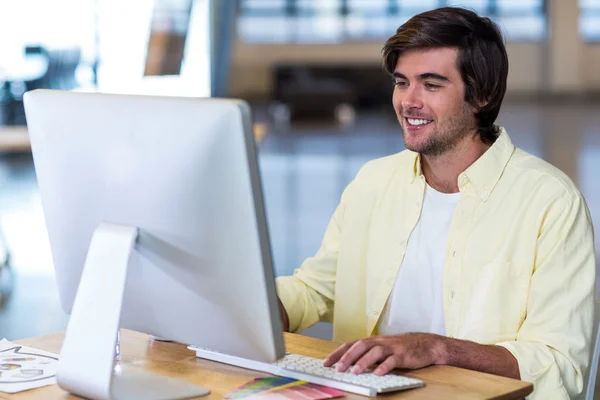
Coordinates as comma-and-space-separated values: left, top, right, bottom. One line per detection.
275, 7, 596, 399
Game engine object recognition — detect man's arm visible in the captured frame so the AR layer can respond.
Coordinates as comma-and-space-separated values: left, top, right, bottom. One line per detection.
322, 333, 520, 379
276, 179, 357, 333
278, 296, 289, 332
439, 336, 520, 379
326, 192, 595, 398
493, 193, 596, 397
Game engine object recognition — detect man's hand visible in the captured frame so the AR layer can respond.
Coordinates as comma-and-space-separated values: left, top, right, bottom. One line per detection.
323, 333, 521, 380
323, 333, 444, 375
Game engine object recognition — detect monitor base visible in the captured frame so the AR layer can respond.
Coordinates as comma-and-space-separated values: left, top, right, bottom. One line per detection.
56, 223, 210, 399
111, 366, 209, 400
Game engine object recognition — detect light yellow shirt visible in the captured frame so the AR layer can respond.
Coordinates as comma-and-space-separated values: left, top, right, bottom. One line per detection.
276, 128, 596, 399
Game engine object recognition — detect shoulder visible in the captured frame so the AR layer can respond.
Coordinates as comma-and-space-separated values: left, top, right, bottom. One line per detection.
337, 150, 414, 205
334, 150, 416, 209
506, 149, 583, 202
352, 150, 415, 186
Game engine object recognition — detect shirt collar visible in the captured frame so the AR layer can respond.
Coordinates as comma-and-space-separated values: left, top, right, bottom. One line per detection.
409, 127, 515, 201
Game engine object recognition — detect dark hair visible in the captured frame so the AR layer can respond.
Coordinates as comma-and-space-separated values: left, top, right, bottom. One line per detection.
382, 7, 508, 144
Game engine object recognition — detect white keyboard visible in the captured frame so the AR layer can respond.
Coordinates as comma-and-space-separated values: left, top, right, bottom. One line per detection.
189, 346, 424, 396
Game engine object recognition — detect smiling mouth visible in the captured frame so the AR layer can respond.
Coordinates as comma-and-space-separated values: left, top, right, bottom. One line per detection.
405, 117, 434, 127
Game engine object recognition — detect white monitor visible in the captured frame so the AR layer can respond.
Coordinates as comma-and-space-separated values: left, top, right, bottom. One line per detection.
23, 89, 285, 399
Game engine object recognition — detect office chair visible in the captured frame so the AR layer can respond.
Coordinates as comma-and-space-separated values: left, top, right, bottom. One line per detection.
6, 48, 82, 125
582, 298, 600, 400
25, 48, 81, 92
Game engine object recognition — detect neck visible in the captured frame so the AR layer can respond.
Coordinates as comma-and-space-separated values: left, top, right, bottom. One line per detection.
421, 133, 491, 194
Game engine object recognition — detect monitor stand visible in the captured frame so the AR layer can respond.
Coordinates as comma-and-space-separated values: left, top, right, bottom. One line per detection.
56, 223, 210, 400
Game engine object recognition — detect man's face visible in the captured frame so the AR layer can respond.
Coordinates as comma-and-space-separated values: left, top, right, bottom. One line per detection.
392, 47, 478, 157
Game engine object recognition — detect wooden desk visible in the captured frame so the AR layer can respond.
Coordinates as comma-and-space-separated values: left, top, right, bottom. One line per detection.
4, 330, 532, 400
0, 127, 31, 152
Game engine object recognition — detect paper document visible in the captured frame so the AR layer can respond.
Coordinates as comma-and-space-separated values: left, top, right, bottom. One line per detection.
0, 338, 58, 393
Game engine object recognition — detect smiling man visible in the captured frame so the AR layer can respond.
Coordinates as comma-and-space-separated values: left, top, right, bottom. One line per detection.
275, 7, 596, 399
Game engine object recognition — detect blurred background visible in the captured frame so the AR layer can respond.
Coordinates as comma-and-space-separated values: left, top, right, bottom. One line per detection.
0, 0, 598, 345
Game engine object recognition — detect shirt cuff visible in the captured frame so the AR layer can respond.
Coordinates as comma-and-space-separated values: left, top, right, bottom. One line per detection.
496, 341, 571, 399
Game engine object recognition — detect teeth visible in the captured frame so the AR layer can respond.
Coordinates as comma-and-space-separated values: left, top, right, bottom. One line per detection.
407, 118, 431, 126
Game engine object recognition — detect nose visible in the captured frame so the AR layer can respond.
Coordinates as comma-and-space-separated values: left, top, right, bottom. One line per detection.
399, 86, 423, 111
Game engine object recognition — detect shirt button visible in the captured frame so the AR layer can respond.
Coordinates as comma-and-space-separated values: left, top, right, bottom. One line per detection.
450, 291, 456, 299
482, 190, 490, 198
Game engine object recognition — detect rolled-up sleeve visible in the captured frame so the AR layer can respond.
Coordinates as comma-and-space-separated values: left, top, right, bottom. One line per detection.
497, 193, 596, 399
276, 181, 355, 333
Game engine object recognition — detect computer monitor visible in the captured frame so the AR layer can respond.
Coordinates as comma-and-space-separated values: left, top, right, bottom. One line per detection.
23, 89, 285, 399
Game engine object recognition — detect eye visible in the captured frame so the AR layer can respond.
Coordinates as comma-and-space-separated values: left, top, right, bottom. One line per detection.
425, 83, 441, 90
394, 81, 408, 87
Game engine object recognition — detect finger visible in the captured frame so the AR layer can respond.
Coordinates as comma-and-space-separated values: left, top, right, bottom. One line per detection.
374, 355, 398, 376
323, 342, 353, 367
336, 340, 374, 372
350, 345, 390, 375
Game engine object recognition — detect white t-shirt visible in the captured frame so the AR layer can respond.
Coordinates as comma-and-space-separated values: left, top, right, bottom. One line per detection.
378, 184, 460, 336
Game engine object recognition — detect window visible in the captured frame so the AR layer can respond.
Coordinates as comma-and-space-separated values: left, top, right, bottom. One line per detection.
580, 0, 600, 41
0, 0, 211, 96
238, 0, 546, 43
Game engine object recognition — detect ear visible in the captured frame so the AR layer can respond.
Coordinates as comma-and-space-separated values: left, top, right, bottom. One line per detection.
476, 97, 490, 110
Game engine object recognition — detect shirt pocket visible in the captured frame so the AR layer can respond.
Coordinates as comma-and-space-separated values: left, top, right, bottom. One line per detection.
461, 260, 531, 342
